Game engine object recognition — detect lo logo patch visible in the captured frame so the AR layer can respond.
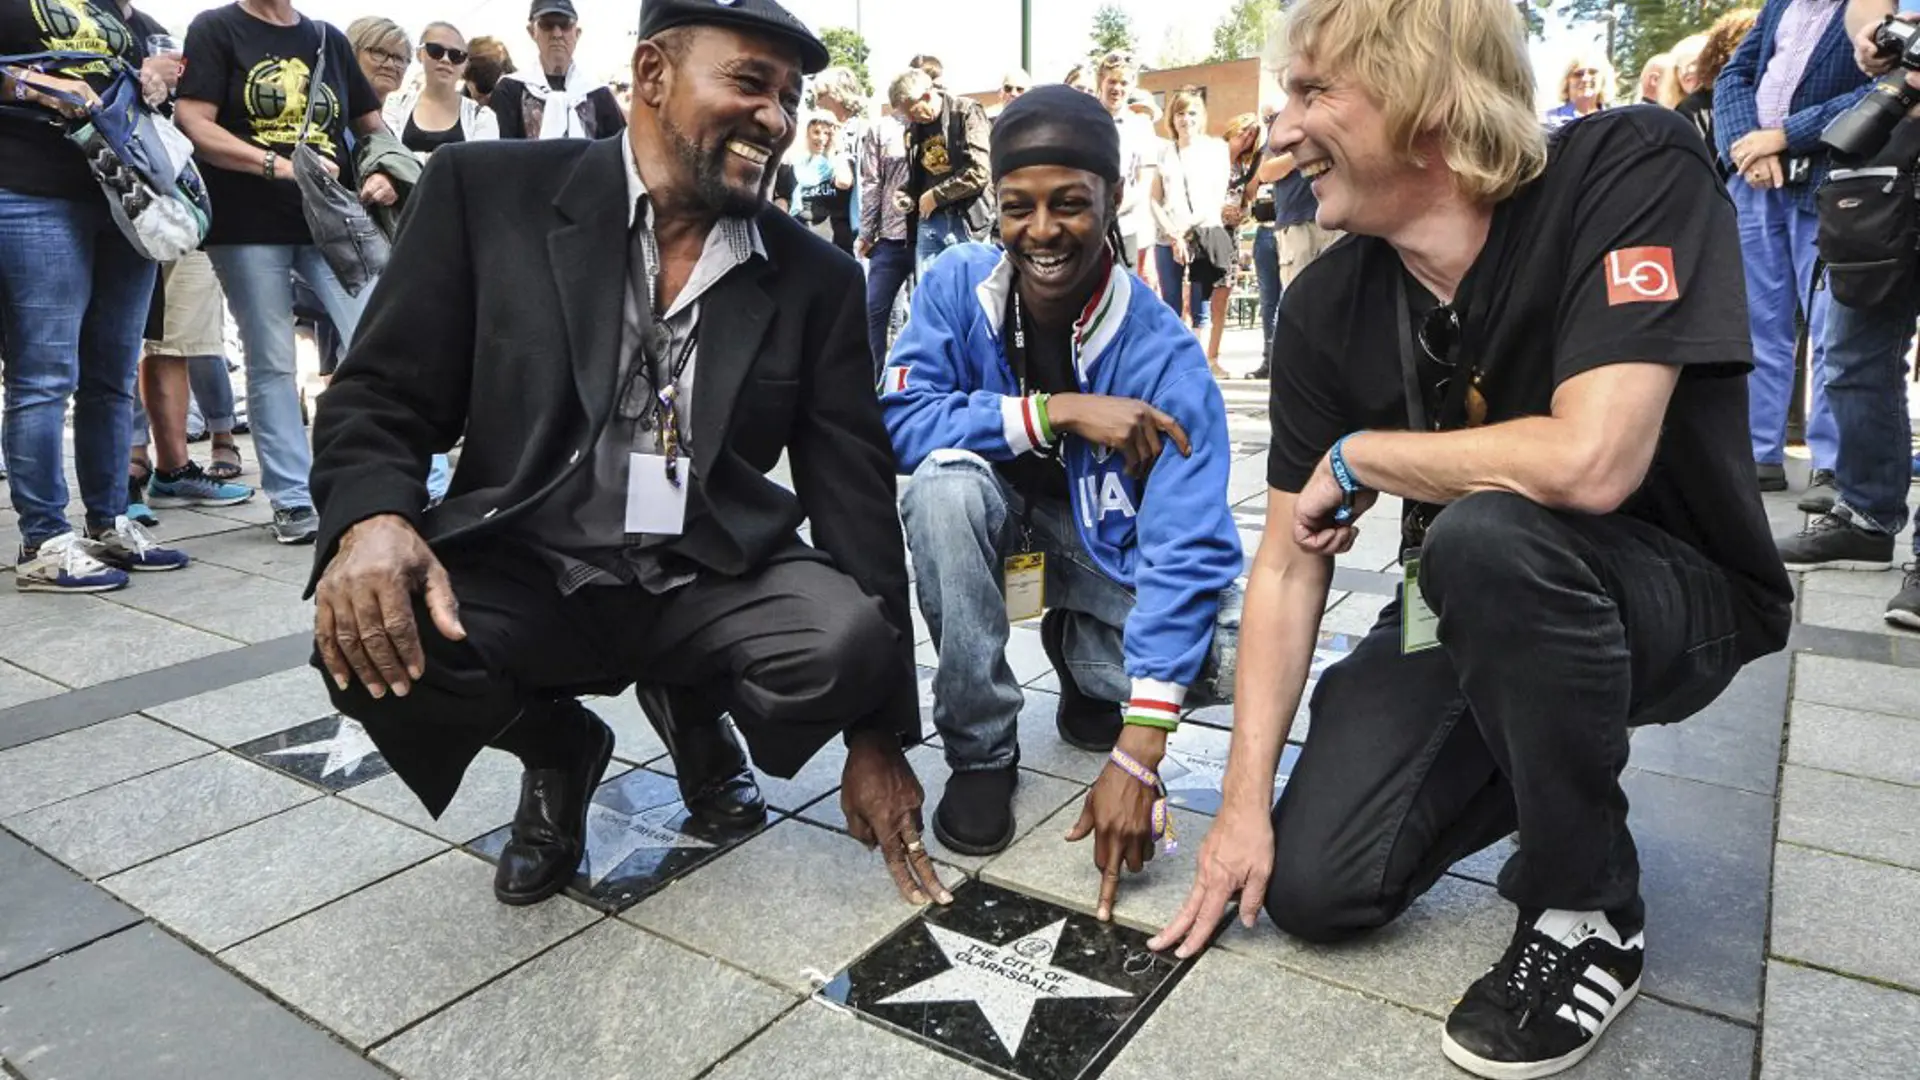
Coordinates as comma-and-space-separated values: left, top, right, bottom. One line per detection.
1604, 246, 1678, 306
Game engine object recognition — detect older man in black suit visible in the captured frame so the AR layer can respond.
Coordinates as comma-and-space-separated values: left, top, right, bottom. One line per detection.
307, 0, 948, 909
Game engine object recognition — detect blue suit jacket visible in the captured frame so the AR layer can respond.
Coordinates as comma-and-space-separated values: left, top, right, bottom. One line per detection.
1713, 0, 1871, 211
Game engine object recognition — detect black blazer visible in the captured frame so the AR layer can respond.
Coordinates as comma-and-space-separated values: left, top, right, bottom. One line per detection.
308, 135, 918, 745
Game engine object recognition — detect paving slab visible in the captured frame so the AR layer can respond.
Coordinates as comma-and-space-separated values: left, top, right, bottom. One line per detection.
181, 527, 324, 586
103, 561, 314, 643
1796, 566, 1909, 599
1760, 961, 1920, 1080
142, 666, 340, 746
4, 751, 319, 878
981, 800, 1209, 934
706, 1001, 996, 1080
0, 715, 211, 818
0, 603, 237, 688
1627, 650, 1788, 796
625, 818, 927, 992
222, 850, 599, 1046
1785, 700, 1920, 788
1792, 653, 1920, 720
1771, 843, 1920, 993
0, 829, 141, 979
1798, 589, 1908, 638
0, 924, 390, 1080
346, 746, 573, 845
100, 798, 446, 951
0, 658, 64, 710
1321, 591, 1393, 636
1778, 764, 1920, 871
373, 921, 791, 1080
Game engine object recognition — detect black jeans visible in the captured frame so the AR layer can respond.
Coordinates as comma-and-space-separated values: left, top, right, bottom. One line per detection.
319, 540, 899, 817
1266, 492, 1745, 943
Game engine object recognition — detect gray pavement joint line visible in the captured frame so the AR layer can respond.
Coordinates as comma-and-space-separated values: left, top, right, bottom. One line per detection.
1765, 955, 1920, 999
1782, 759, 1920, 791
0, 916, 149, 988
1773, 838, 1920, 883
0, 747, 219, 823
686, 998, 811, 1080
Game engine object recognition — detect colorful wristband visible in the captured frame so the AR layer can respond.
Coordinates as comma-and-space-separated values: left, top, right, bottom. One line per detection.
1109, 747, 1177, 855
1122, 712, 1179, 732
1034, 393, 1055, 445
1328, 432, 1364, 524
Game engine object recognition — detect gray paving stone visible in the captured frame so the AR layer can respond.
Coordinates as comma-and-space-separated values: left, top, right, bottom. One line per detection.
0, 830, 140, 978
801, 744, 1085, 872
1321, 590, 1393, 636
1799, 589, 1909, 638
1799, 565, 1910, 599
1779, 765, 1920, 871
374, 921, 791, 1080
1217, 874, 1513, 1017
981, 800, 1209, 933
141, 506, 256, 544
706, 1001, 996, 1080
1793, 653, 1920, 720
0, 603, 237, 687
103, 562, 314, 644
1761, 961, 1920, 1080
0, 715, 212, 818
100, 798, 446, 951
182, 527, 323, 586
5, 751, 318, 878
0, 658, 63, 710
1627, 650, 1788, 796
1772, 843, 1920, 993
625, 818, 926, 992
1786, 700, 1920, 788
142, 666, 340, 746
1563, 994, 1755, 1080
1102, 949, 1453, 1080
223, 850, 598, 1046
0, 924, 390, 1080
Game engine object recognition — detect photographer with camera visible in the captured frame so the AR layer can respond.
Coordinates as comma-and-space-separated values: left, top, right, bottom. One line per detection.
1773, 0, 1920, 628
1714, 0, 1871, 502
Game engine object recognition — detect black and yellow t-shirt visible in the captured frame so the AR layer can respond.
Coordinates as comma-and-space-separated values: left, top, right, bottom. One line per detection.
178, 3, 377, 246
0, 0, 145, 200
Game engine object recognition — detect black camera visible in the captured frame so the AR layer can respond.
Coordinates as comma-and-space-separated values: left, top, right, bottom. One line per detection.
1821, 16, 1920, 160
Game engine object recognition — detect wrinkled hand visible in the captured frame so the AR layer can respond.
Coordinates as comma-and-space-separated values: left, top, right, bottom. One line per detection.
313, 513, 465, 698
918, 190, 938, 218
1730, 128, 1788, 174
360, 172, 398, 206
4, 69, 97, 120
1742, 153, 1785, 190
1064, 726, 1165, 921
1047, 392, 1191, 478
1148, 802, 1274, 958
841, 730, 953, 905
1293, 447, 1379, 556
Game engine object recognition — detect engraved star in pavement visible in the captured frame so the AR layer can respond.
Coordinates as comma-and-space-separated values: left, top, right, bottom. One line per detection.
581, 799, 714, 886
263, 717, 381, 779
1161, 745, 1227, 795
877, 919, 1133, 1059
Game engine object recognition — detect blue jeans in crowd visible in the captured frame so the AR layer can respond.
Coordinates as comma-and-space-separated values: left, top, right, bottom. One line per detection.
1154, 242, 1212, 328
0, 191, 156, 549
206, 245, 368, 512
1730, 179, 1836, 468
1823, 287, 1920, 553
865, 237, 913, 378
915, 207, 971, 276
1253, 225, 1280, 349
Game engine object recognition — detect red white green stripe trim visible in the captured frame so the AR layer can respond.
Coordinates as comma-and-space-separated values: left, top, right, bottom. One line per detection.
1000, 393, 1053, 456
1124, 677, 1186, 730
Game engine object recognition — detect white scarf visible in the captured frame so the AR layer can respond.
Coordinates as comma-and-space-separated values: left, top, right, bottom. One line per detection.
501, 64, 602, 140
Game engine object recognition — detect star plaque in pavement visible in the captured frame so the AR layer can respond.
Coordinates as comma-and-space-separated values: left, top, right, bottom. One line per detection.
469, 768, 764, 912
820, 880, 1191, 1080
1161, 725, 1301, 817
235, 714, 392, 792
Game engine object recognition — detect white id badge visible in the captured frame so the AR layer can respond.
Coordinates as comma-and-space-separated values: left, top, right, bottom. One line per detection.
624, 453, 688, 535
1003, 552, 1046, 623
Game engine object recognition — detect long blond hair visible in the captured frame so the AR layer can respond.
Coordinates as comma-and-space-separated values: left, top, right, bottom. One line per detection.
1271, 0, 1547, 203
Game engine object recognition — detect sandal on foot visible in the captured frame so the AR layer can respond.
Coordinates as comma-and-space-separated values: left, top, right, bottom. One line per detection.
206, 442, 243, 481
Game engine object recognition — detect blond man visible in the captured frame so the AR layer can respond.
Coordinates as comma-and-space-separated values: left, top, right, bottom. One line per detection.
1149, 0, 1791, 1076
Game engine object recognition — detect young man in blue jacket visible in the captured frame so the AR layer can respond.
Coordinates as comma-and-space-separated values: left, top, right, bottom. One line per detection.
882, 86, 1242, 919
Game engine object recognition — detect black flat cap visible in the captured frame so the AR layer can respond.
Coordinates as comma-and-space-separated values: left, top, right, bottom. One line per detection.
529, 0, 576, 19
639, 0, 830, 75
991, 84, 1121, 183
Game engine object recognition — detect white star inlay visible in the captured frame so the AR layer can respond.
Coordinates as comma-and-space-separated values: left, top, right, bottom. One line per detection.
581, 800, 714, 886
263, 717, 381, 779
876, 919, 1133, 1058
1161, 745, 1227, 795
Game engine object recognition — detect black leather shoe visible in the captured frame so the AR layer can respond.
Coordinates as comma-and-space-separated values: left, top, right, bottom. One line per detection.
932, 764, 1020, 855
494, 706, 615, 906
635, 684, 767, 828
1040, 609, 1123, 752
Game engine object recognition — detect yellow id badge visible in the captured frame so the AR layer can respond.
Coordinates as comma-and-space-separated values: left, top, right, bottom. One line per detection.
1004, 552, 1046, 623
1401, 556, 1441, 654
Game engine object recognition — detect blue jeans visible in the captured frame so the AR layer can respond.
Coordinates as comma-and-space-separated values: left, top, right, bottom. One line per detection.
1254, 225, 1280, 350
0, 191, 156, 548
1154, 242, 1212, 328
915, 207, 970, 276
1823, 288, 1920, 551
188, 354, 236, 434
865, 238, 913, 378
207, 245, 368, 510
1730, 180, 1836, 467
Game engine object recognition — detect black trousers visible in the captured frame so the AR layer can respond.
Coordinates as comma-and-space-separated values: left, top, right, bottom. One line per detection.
320, 540, 899, 817
1266, 492, 1746, 943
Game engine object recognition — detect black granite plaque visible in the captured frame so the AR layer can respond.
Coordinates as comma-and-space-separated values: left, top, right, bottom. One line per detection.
233, 714, 392, 792
469, 768, 767, 913
820, 879, 1190, 1080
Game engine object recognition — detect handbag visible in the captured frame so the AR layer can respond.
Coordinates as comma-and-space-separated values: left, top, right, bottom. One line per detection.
291, 24, 387, 296
1816, 119, 1920, 311
0, 51, 211, 261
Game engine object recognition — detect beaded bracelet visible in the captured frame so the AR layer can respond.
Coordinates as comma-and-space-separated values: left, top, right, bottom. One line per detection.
1109, 747, 1177, 855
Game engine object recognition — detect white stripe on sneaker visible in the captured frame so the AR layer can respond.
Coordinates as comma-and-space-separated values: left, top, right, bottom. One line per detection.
1584, 966, 1625, 999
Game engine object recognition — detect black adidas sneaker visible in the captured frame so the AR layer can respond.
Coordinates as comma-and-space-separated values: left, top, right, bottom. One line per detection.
1441, 908, 1644, 1079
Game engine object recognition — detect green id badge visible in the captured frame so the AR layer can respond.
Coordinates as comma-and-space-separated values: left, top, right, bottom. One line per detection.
1401, 556, 1441, 654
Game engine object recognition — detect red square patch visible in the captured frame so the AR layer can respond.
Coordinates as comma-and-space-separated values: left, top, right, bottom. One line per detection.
1604, 247, 1679, 306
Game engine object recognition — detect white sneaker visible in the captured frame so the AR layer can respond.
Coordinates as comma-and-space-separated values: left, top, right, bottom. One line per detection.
89, 516, 190, 572
16, 532, 130, 593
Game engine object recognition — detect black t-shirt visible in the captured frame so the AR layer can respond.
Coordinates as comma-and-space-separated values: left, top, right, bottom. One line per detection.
179, 4, 378, 246
402, 112, 463, 155
0, 0, 146, 200
1266, 109, 1792, 657
996, 296, 1076, 504
773, 162, 796, 206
